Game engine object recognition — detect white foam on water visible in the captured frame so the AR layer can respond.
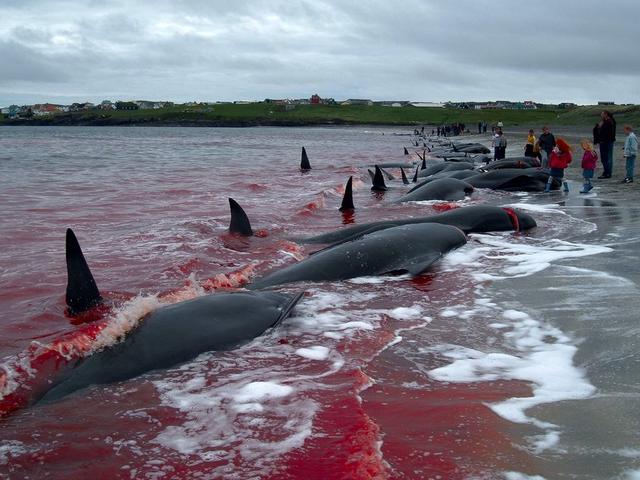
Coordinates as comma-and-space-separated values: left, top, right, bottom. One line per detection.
506, 202, 566, 214
91, 295, 164, 353
295, 346, 330, 361
428, 303, 595, 440
151, 354, 319, 477
145, 286, 407, 476
0, 440, 32, 465
503, 472, 546, 480
422, 209, 611, 453
442, 234, 612, 281
625, 471, 640, 480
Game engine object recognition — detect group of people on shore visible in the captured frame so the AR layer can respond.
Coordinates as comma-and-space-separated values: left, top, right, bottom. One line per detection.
490, 111, 637, 193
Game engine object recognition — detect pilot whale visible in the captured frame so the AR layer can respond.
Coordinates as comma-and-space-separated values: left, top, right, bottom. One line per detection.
296, 205, 536, 247
250, 223, 467, 290
396, 178, 474, 203
39, 290, 303, 403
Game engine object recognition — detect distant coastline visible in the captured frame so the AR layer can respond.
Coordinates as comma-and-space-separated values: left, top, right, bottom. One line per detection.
2, 103, 639, 128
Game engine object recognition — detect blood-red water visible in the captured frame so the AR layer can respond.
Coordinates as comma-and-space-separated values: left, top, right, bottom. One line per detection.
0, 126, 536, 479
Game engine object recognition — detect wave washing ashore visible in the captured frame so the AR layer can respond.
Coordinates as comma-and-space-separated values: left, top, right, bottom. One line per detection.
0, 126, 639, 479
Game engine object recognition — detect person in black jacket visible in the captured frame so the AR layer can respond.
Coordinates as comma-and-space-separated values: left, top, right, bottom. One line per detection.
596, 111, 616, 178
538, 126, 556, 170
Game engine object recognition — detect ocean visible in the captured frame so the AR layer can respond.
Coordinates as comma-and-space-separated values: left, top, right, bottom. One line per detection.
0, 126, 638, 479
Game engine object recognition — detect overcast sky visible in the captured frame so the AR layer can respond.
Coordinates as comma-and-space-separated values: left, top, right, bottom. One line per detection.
1, 0, 639, 106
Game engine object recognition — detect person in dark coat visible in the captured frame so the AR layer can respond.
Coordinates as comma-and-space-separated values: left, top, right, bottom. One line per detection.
597, 111, 616, 178
538, 126, 556, 170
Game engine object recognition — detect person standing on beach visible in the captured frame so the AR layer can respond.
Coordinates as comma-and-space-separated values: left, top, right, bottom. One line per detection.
596, 110, 616, 179
538, 126, 556, 170
545, 137, 572, 192
493, 128, 507, 160
580, 139, 598, 193
524, 129, 537, 157
622, 125, 637, 183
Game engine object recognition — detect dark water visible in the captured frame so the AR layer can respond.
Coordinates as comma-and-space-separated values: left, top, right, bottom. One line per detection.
0, 126, 638, 479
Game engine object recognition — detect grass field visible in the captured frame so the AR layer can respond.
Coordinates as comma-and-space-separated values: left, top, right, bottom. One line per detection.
2, 103, 640, 127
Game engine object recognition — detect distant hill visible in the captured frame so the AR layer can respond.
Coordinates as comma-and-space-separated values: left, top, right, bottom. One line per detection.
2, 103, 639, 127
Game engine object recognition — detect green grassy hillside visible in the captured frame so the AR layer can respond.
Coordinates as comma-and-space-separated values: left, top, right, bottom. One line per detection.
2, 103, 640, 127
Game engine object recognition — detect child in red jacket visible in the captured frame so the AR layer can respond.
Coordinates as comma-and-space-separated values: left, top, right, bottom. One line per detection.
545, 137, 573, 192
580, 139, 598, 193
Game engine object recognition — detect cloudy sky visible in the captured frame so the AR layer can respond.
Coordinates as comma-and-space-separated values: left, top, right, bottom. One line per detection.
1, 0, 638, 106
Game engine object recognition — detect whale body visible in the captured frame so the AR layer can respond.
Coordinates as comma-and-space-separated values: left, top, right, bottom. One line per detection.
38, 291, 303, 403
250, 223, 467, 289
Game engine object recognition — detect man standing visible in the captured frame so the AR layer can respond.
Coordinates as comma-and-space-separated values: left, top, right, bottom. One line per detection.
493, 128, 507, 160
622, 125, 637, 183
597, 111, 616, 179
538, 126, 556, 170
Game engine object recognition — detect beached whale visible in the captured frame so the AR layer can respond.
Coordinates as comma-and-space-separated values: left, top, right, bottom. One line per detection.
408, 170, 478, 193
417, 161, 474, 178
38, 290, 303, 404
466, 168, 561, 192
250, 223, 467, 290
296, 205, 536, 247
453, 143, 491, 154
396, 178, 474, 203
483, 157, 541, 170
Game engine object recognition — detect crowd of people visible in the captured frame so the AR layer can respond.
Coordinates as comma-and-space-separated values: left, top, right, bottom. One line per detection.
487, 111, 637, 193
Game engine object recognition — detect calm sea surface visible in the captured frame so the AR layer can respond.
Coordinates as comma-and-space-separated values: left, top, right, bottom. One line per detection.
0, 126, 638, 479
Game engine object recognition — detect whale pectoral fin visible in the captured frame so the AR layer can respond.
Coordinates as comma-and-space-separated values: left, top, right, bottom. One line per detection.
404, 252, 442, 276
272, 292, 305, 328
66, 228, 102, 315
228, 198, 253, 236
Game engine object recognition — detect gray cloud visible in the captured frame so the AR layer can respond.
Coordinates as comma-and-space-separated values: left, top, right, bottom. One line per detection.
1, 0, 639, 106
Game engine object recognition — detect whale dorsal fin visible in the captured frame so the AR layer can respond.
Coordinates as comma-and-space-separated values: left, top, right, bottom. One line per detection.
339, 176, 354, 212
420, 157, 427, 170
403, 147, 409, 155
300, 147, 311, 170
65, 228, 102, 315
371, 165, 387, 191
412, 165, 419, 183
228, 198, 253, 236
400, 168, 409, 185
367, 168, 375, 181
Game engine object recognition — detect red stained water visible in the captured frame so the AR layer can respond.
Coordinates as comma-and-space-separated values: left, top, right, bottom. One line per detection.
0, 126, 532, 479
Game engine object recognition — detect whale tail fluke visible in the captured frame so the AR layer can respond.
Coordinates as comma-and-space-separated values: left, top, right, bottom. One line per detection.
300, 147, 311, 170
371, 165, 388, 191
400, 168, 409, 185
65, 228, 102, 315
339, 177, 355, 212
228, 198, 253, 236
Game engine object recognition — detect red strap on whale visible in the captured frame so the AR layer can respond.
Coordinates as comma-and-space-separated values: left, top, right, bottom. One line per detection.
502, 207, 520, 231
